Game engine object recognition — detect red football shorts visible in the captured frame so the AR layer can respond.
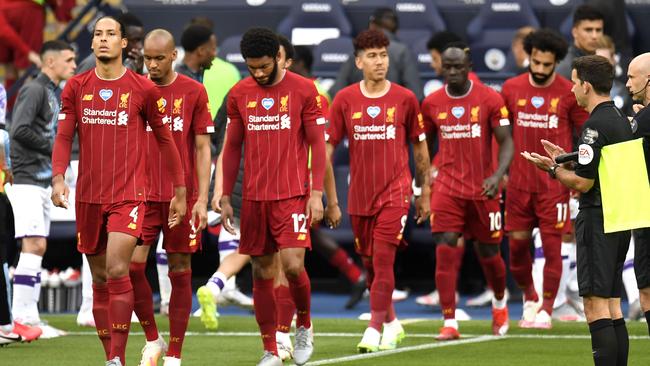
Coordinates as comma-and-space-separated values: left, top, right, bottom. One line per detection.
239, 196, 311, 256
141, 200, 201, 254
430, 191, 503, 244
350, 207, 409, 257
505, 186, 571, 234
75, 200, 146, 255
0, 2, 45, 69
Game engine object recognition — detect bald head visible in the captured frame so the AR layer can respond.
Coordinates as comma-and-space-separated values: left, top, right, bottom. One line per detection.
144, 29, 175, 52
144, 29, 177, 84
626, 52, 650, 104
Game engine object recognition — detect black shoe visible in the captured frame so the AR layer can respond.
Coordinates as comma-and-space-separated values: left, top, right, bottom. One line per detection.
345, 274, 367, 309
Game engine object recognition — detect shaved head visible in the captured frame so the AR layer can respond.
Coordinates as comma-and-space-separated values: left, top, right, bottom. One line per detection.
144, 28, 177, 84
626, 52, 650, 104
441, 46, 471, 94
629, 53, 650, 76
144, 29, 175, 52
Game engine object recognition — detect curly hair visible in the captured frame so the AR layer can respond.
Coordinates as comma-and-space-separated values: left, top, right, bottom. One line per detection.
523, 29, 569, 62
240, 27, 279, 59
353, 30, 390, 55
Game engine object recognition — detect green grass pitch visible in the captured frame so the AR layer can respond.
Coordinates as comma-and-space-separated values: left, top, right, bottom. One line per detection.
2, 315, 648, 365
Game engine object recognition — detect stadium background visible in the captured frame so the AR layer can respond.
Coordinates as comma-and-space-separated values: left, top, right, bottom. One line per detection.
18, 0, 650, 307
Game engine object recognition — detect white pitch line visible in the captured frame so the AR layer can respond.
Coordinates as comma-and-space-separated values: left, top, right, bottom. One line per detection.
305, 336, 498, 365
64, 331, 650, 340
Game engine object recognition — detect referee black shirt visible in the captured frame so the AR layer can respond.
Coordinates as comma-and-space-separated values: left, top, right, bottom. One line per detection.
631, 104, 650, 179
575, 101, 634, 208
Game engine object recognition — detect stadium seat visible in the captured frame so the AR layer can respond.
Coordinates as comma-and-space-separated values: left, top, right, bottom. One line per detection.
218, 34, 246, 74
529, 0, 582, 30
312, 37, 354, 78
411, 37, 436, 77
391, 0, 446, 47
466, 0, 540, 49
323, 165, 354, 245
277, 0, 352, 46
470, 44, 512, 74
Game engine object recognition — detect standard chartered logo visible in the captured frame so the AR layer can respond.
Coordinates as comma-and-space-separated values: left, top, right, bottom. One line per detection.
173, 116, 184, 131
386, 125, 396, 139
280, 114, 291, 129
471, 124, 481, 138
353, 124, 395, 140
247, 114, 291, 131
117, 111, 128, 126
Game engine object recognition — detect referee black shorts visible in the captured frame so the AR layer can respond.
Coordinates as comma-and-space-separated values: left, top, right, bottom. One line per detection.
576, 208, 630, 298
633, 228, 650, 289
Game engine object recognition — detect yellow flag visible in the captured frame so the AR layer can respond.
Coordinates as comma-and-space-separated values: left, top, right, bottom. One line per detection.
599, 138, 650, 232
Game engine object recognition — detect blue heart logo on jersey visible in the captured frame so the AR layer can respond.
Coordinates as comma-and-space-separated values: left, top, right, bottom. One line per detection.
99, 89, 113, 101
451, 106, 465, 119
261, 98, 274, 110
531, 96, 544, 108
367, 106, 381, 118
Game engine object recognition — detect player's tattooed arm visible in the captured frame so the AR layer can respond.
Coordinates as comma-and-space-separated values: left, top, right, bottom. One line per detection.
483, 125, 514, 197
323, 142, 341, 228
413, 140, 431, 224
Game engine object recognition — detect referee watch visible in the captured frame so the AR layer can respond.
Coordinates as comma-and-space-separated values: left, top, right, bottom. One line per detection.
548, 164, 560, 179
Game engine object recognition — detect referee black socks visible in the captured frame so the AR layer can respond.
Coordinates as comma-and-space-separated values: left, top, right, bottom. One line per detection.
588, 318, 617, 366
612, 318, 629, 366
646, 311, 650, 336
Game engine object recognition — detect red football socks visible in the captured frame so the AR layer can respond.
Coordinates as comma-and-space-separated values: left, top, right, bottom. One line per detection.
436, 245, 459, 320
167, 270, 192, 358
253, 278, 278, 355
287, 269, 312, 329
275, 285, 295, 333
92, 283, 111, 359
129, 262, 159, 342
329, 248, 362, 283
509, 237, 539, 302
540, 232, 562, 315
368, 241, 396, 331
479, 253, 507, 300
107, 276, 134, 363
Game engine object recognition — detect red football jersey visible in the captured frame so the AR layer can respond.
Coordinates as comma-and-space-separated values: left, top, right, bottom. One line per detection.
501, 73, 588, 193
327, 82, 425, 216
422, 81, 510, 200
226, 71, 326, 201
52, 69, 184, 203
146, 73, 214, 202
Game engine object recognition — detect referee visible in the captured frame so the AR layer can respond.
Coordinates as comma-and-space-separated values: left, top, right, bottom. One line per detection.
625, 52, 650, 336
523, 55, 633, 366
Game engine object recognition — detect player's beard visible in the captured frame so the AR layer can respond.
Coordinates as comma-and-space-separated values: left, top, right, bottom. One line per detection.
529, 65, 554, 85
96, 54, 120, 65
254, 60, 278, 86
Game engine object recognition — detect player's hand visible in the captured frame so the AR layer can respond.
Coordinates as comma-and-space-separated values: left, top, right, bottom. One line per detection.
481, 175, 500, 198
521, 151, 555, 172
540, 139, 566, 161
168, 187, 187, 228
126, 48, 144, 73
633, 103, 645, 114
414, 189, 431, 224
51, 175, 70, 209
28, 51, 42, 68
220, 196, 236, 235
190, 200, 208, 232
324, 203, 341, 229
306, 191, 324, 227
211, 187, 222, 213
2, 166, 12, 186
